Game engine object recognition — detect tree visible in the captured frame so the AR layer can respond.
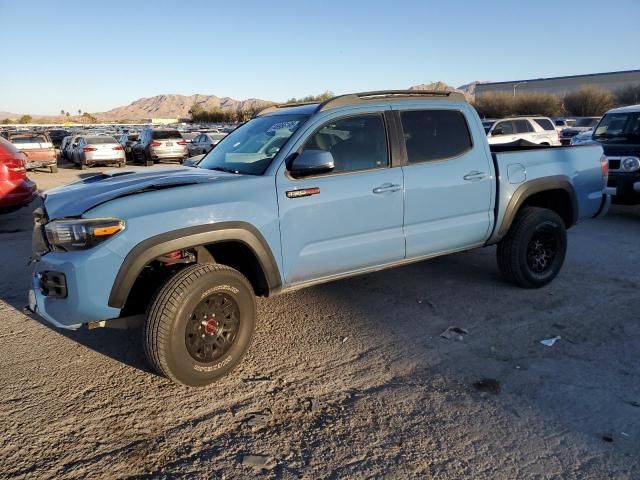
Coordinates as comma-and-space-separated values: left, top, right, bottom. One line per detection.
18, 115, 32, 124
472, 92, 514, 118
615, 84, 640, 106
65, 112, 71, 120
82, 112, 97, 124
1, 118, 13, 125
60, 109, 65, 116
563, 86, 614, 117
78, 109, 82, 116
286, 91, 334, 104
512, 92, 561, 117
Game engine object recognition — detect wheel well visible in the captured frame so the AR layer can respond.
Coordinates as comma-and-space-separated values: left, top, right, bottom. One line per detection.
120, 241, 269, 317
521, 189, 574, 227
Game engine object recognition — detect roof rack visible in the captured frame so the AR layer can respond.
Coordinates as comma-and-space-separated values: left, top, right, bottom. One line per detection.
317, 90, 466, 112
256, 101, 319, 117
256, 90, 466, 117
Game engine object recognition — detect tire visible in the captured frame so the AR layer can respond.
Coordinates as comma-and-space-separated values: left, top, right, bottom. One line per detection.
497, 207, 567, 288
50, 164, 58, 173
117, 161, 125, 168
144, 264, 256, 387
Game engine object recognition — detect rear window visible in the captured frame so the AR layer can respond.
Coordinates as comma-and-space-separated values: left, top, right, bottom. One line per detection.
575, 118, 599, 128
401, 110, 472, 163
514, 120, 533, 133
11, 136, 47, 144
86, 136, 118, 144
533, 118, 555, 131
152, 130, 181, 140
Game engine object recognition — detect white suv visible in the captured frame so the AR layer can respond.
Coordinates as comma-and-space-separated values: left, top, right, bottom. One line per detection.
487, 117, 561, 146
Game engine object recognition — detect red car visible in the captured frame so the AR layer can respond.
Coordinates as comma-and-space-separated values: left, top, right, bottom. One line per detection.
0, 136, 37, 213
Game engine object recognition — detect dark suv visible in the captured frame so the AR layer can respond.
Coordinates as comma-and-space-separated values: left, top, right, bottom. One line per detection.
595, 105, 640, 204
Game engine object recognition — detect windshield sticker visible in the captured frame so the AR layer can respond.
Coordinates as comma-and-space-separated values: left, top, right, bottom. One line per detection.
267, 121, 300, 133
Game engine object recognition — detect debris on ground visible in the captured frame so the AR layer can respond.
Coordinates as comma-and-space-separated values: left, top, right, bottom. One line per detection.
540, 336, 561, 347
241, 454, 274, 469
440, 326, 468, 341
244, 411, 271, 427
472, 378, 501, 395
308, 398, 326, 412
602, 435, 614, 443
418, 299, 436, 309
342, 336, 349, 343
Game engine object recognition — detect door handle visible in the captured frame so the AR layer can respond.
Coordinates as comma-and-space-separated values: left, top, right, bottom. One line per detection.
463, 171, 488, 182
373, 183, 401, 194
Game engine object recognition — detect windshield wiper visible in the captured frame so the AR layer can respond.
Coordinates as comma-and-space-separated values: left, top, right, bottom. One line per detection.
209, 166, 240, 174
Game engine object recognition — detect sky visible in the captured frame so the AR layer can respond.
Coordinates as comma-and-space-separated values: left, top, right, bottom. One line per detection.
0, 0, 638, 115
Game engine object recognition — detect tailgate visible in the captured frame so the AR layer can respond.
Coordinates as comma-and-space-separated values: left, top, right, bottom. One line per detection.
20, 143, 56, 162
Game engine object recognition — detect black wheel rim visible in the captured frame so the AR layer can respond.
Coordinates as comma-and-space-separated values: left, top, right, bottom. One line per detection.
526, 225, 559, 274
185, 293, 240, 363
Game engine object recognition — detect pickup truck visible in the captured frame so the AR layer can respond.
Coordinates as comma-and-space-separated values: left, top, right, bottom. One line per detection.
29, 91, 610, 386
9, 133, 58, 173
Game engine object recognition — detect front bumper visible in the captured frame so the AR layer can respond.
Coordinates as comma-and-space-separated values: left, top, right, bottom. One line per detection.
607, 173, 640, 205
0, 179, 37, 208
29, 247, 124, 329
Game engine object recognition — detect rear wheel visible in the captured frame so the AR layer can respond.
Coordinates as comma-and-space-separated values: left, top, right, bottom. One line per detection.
50, 164, 58, 173
497, 207, 567, 288
144, 264, 256, 387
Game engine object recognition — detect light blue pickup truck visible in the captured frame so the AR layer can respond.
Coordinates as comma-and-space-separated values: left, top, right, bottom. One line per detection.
29, 91, 610, 386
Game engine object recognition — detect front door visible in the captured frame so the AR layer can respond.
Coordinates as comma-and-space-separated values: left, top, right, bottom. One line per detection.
277, 112, 405, 285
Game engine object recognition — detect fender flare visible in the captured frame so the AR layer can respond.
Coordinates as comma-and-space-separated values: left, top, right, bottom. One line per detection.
108, 222, 282, 309
490, 176, 578, 244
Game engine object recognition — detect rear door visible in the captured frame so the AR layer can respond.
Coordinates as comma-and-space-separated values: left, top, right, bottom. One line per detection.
396, 107, 494, 257
276, 110, 405, 284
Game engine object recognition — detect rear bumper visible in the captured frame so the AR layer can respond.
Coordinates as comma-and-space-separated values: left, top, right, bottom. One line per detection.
150, 147, 188, 160
85, 153, 125, 164
0, 179, 37, 208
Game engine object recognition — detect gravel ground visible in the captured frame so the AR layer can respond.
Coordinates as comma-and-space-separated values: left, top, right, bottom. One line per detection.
1, 163, 639, 479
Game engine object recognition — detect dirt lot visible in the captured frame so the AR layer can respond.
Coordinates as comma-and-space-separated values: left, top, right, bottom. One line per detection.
1, 163, 639, 479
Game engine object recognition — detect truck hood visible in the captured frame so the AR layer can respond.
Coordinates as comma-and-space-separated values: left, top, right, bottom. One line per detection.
43, 167, 237, 219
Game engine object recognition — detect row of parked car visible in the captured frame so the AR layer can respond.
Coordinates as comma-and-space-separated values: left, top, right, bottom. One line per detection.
480, 115, 602, 147
55, 128, 228, 169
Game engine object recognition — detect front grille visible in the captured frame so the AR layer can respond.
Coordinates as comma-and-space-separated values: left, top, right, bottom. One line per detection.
608, 159, 621, 170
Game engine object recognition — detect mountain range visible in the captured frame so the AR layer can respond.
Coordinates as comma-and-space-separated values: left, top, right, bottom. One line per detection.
1, 81, 487, 122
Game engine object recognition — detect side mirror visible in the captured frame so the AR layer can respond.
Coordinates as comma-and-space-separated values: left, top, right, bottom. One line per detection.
289, 150, 335, 177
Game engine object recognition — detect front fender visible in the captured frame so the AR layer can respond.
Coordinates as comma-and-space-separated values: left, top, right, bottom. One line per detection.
108, 221, 282, 308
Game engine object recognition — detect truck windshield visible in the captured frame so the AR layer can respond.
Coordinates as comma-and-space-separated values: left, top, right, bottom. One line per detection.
199, 114, 309, 175
593, 112, 640, 144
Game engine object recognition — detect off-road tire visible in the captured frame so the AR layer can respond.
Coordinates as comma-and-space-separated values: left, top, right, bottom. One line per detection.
144, 264, 256, 387
497, 207, 567, 288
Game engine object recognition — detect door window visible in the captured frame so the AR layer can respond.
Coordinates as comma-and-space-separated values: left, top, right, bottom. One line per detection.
300, 114, 388, 173
400, 110, 472, 163
493, 121, 514, 136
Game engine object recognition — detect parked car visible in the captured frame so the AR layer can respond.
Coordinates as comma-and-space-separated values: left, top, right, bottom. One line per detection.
63, 135, 83, 161
0, 137, 36, 213
595, 104, 640, 205
187, 132, 226, 156
486, 116, 561, 145
131, 129, 188, 166
559, 117, 601, 145
45, 129, 70, 148
117, 133, 139, 162
553, 118, 576, 133
482, 120, 497, 134
59, 136, 74, 160
29, 90, 609, 387
71, 135, 125, 169
8, 133, 58, 172
570, 129, 595, 146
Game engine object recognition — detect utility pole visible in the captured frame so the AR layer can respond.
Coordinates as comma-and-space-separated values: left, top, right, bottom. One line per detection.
513, 81, 528, 97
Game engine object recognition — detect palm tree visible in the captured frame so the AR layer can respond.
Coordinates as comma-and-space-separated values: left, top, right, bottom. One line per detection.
60, 109, 65, 116
78, 109, 82, 116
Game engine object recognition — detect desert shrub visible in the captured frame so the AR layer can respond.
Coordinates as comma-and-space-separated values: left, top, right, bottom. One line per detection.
563, 86, 614, 116
512, 92, 561, 117
615, 84, 640, 106
473, 92, 514, 118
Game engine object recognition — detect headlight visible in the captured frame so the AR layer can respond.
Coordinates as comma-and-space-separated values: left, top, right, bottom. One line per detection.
44, 218, 125, 251
622, 157, 640, 172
